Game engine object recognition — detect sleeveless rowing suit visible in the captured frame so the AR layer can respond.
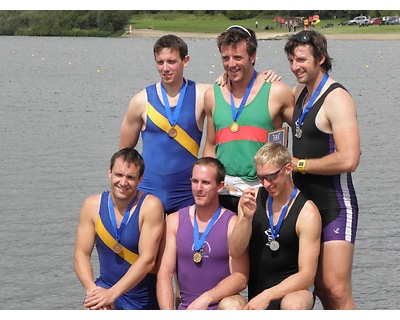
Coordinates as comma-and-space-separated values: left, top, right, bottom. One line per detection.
213, 82, 274, 181
95, 191, 159, 309
176, 206, 234, 310
291, 83, 358, 244
248, 187, 307, 309
140, 80, 202, 214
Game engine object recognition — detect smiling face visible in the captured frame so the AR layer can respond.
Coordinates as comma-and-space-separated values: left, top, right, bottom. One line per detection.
108, 157, 142, 204
220, 40, 256, 84
287, 44, 322, 85
154, 47, 189, 86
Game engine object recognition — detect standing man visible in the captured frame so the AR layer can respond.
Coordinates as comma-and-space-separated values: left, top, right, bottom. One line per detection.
119, 34, 279, 215
119, 35, 208, 215
229, 142, 321, 310
157, 157, 249, 310
202, 26, 294, 212
284, 30, 361, 309
74, 147, 164, 310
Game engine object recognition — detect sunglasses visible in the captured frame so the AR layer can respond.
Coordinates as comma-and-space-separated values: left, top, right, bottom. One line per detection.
226, 25, 252, 37
290, 33, 312, 44
257, 164, 288, 183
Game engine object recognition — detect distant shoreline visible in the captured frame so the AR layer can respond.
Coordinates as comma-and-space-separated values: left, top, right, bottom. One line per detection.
122, 28, 400, 41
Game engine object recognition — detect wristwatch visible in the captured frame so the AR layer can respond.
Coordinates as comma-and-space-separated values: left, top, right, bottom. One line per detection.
297, 159, 307, 174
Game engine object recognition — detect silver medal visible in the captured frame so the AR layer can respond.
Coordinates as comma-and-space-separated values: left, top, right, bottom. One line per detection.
295, 127, 302, 139
270, 240, 280, 251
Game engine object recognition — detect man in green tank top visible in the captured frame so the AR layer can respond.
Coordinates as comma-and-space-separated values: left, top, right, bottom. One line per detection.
203, 25, 294, 213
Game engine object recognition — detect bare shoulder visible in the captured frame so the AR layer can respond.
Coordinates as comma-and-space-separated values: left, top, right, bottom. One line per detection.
270, 80, 293, 95
196, 82, 213, 93
226, 209, 238, 233
293, 83, 306, 100
128, 88, 148, 111
326, 81, 354, 102
142, 193, 164, 215
204, 84, 216, 110
299, 199, 321, 224
80, 194, 102, 220
323, 81, 357, 117
204, 83, 215, 96
82, 194, 101, 209
165, 211, 179, 226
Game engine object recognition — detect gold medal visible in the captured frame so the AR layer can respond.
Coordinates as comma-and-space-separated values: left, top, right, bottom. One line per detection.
168, 127, 177, 138
113, 243, 123, 253
193, 251, 202, 264
230, 122, 239, 133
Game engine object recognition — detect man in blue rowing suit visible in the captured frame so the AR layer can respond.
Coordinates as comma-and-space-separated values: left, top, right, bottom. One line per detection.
119, 35, 209, 214
74, 148, 164, 309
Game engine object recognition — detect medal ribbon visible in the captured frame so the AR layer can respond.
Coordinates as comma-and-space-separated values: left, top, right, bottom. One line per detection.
108, 192, 138, 242
267, 187, 297, 240
95, 217, 158, 274
230, 70, 257, 122
193, 205, 222, 252
295, 73, 329, 129
160, 78, 188, 127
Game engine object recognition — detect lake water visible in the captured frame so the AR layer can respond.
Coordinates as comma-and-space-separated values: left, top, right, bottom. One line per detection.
0, 35, 400, 311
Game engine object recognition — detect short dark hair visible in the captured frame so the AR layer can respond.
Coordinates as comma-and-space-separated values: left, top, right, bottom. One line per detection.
153, 34, 188, 61
192, 157, 226, 184
217, 25, 258, 62
284, 30, 332, 72
110, 147, 145, 177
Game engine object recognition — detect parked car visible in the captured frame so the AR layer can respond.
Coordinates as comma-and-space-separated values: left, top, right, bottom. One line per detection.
347, 15, 370, 26
384, 16, 400, 25
367, 18, 382, 26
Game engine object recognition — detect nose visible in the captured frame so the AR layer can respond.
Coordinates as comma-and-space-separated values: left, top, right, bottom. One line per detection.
261, 178, 272, 187
195, 182, 203, 191
120, 175, 129, 185
162, 62, 170, 71
290, 61, 300, 72
227, 57, 236, 68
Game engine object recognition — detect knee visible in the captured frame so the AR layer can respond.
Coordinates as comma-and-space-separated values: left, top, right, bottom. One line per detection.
218, 295, 247, 310
315, 281, 353, 309
280, 292, 314, 310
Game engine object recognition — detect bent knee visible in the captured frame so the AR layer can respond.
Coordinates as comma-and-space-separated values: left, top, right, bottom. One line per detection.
280, 291, 314, 310
218, 295, 247, 310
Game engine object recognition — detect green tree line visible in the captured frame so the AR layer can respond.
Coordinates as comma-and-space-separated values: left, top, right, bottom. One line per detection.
0, 10, 394, 37
0, 10, 133, 36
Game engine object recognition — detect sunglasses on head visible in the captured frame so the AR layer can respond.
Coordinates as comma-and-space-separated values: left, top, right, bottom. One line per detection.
290, 32, 312, 44
257, 164, 288, 183
226, 25, 252, 37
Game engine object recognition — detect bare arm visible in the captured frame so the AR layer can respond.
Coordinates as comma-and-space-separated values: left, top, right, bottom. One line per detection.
292, 86, 361, 175
245, 199, 321, 310
188, 214, 249, 310
194, 83, 212, 133
157, 212, 179, 310
119, 89, 147, 149
86, 194, 164, 309
268, 81, 295, 129
201, 86, 217, 158
228, 187, 257, 258
74, 195, 100, 297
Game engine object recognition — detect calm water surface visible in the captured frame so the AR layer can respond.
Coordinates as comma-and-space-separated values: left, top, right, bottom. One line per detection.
0, 35, 399, 310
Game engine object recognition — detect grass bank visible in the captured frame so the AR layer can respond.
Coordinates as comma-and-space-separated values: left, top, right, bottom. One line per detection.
128, 13, 400, 36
